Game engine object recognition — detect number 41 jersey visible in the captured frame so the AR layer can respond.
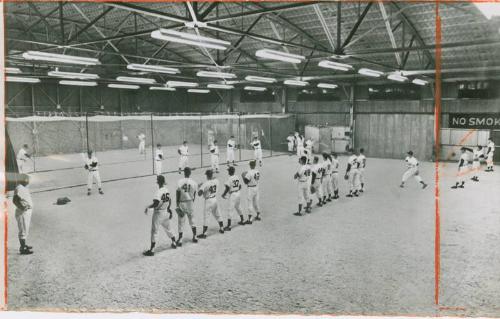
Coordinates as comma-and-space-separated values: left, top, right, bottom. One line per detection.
177, 178, 198, 202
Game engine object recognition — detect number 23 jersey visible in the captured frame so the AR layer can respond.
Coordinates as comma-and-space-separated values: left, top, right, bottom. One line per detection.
154, 186, 171, 211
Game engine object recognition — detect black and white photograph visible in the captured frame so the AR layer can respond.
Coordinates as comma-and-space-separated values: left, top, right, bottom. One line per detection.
1, 0, 500, 317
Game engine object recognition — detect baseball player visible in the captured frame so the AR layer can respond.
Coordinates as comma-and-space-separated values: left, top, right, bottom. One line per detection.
345, 149, 362, 197
226, 135, 237, 166
178, 141, 189, 174
143, 175, 177, 256
305, 138, 314, 162
296, 134, 305, 157
242, 160, 261, 223
17, 144, 32, 174
471, 146, 485, 182
287, 133, 295, 156
251, 136, 263, 167
486, 137, 495, 172
176, 167, 199, 246
358, 148, 367, 192
154, 144, 164, 175
12, 174, 34, 255
137, 133, 146, 155
322, 153, 334, 202
293, 156, 312, 216
452, 147, 472, 189
197, 169, 225, 238
330, 152, 340, 199
221, 166, 244, 230
400, 151, 428, 189
209, 140, 220, 173
85, 150, 103, 195
311, 156, 325, 206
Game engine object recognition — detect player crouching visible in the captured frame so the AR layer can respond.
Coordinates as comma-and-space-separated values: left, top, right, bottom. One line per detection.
143, 175, 177, 256
197, 170, 225, 239
242, 160, 262, 223
293, 156, 312, 216
400, 151, 428, 189
176, 167, 199, 246
222, 166, 244, 230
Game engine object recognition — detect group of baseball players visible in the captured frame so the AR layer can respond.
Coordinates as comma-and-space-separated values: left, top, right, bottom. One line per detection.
451, 137, 495, 189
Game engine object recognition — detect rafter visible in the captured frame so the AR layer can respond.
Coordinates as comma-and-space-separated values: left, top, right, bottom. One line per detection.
67, 7, 114, 43
27, 3, 57, 37
313, 4, 336, 52
341, 2, 373, 49
379, 2, 402, 67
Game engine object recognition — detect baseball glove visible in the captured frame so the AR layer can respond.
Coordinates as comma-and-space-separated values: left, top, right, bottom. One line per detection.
344, 174, 349, 180
175, 207, 185, 218
241, 172, 249, 184
310, 186, 316, 194
12, 194, 28, 210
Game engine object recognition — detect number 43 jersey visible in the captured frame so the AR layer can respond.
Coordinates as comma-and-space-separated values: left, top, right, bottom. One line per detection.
225, 175, 241, 193
201, 179, 219, 199
154, 186, 171, 212
177, 178, 198, 202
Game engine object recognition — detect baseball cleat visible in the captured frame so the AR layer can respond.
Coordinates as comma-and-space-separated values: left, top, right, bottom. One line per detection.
451, 185, 458, 189
399, 184, 404, 188
197, 234, 207, 239
219, 229, 225, 234
20, 247, 34, 255
87, 191, 91, 196
359, 189, 364, 193
176, 241, 182, 247
254, 216, 261, 221
238, 221, 246, 226
99, 190, 104, 195
293, 212, 303, 216
422, 183, 428, 189
223, 226, 232, 231
143, 250, 155, 256
192, 238, 198, 243
346, 194, 353, 197
245, 220, 253, 225
171, 243, 177, 249
458, 185, 464, 188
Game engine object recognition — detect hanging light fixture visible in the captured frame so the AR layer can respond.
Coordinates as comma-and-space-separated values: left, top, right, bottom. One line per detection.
196, 71, 237, 79
151, 29, 230, 50
116, 76, 156, 84
127, 64, 180, 74
358, 68, 384, 78
59, 80, 98, 87
245, 75, 277, 83
48, 70, 99, 80
318, 60, 353, 71
255, 49, 305, 64
22, 51, 101, 65
284, 79, 309, 86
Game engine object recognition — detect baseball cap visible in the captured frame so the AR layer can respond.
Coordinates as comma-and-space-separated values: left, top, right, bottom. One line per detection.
407, 151, 413, 156
227, 166, 235, 173
205, 169, 213, 176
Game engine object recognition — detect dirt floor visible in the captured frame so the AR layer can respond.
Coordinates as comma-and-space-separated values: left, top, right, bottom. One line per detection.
5, 154, 499, 316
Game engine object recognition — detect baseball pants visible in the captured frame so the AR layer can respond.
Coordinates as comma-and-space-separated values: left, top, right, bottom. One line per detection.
179, 156, 188, 170
247, 186, 260, 215
487, 152, 494, 169
203, 197, 222, 227
227, 149, 235, 162
15, 208, 32, 240
312, 180, 323, 200
17, 160, 27, 174
402, 167, 423, 183
227, 192, 243, 219
297, 182, 311, 206
472, 160, 480, 173
87, 170, 102, 189
297, 146, 303, 157
331, 172, 339, 191
154, 161, 162, 175
359, 168, 365, 185
178, 201, 196, 232
456, 166, 468, 183
211, 154, 219, 171
349, 169, 360, 192
151, 210, 174, 243
322, 175, 333, 196
138, 141, 145, 154
254, 149, 263, 163
288, 143, 294, 152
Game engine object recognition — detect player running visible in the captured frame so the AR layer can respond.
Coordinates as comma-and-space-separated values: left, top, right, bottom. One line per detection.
358, 148, 367, 192
178, 141, 189, 174
322, 153, 333, 202
209, 140, 220, 173
486, 137, 495, 172
345, 149, 361, 197
226, 135, 237, 166
330, 152, 340, 199
12, 174, 34, 255
293, 156, 312, 216
471, 146, 485, 182
452, 147, 472, 189
242, 160, 261, 223
154, 144, 164, 175
85, 150, 104, 196
137, 133, 146, 155
221, 166, 244, 230
197, 169, 225, 238
143, 175, 177, 256
311, 156, 325, 207
251, 136, 263, 167
176, 167, 199, 246
17, 144, 32, 174
400, 151, 428, 189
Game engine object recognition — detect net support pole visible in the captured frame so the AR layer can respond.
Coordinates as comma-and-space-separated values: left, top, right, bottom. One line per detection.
150, 113, 155, 175
269, 113, 273, 157
85, 112, 90, 153
31, 83, 37, 172
200, 116, 203, 168
238, 114, 242, 162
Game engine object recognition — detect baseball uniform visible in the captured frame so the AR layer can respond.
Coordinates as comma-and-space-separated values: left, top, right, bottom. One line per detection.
224, 175, 243, 220
227, 139, 236, 163
296, 164, 312, 206
457, 152, 469, 184
177, 177, 198, 232
178, 145, 189, 171
487, 140, 495, 171
357, 153, 366, 189
296, 136, 304, 157
347, 154, 360, 193
322, 158, 333, 198
209, 144, 220, 172
287, 135, 294, 152
17, 148, 30, 174
401, 156, 423, 184
305, 140, 313, 161
138, 133, 146, 154
200, 179, 223, 227
150, 185, 175, 244
154, 148, 164, 175
331, 157, 340, 194
311, 163, 324, 201
252, 140, 263, 165
244, 169, 261, 216
14, 184, 33, 243
85, 155, 103, 192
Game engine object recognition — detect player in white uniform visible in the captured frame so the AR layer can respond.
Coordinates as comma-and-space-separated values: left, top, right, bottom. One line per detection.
251, 136, 263, 167
154, 144, 164, 175
305, 138, 314, 163
471, 146, 485, 182
209, 140, 220, 173
17, 144, 32, 174
143, 175, 177, 256
330, 152, 340, 199
400, 151, 428, 189
296, 134, 305, 157
226, 136, 237, 166
178, 141, 189, 174
486, 138, 495, 172
221, 166, 244, 230
176, 167, 198, 246
137, 133, 146, 155
452, 147, 472, 189
345, 150, 361, 197
197, 170, 225, 238
287, 133, 295, 156
311, 156, 325, 206
293, 156, 312, 216
358, 148, 367, 193
322, 153, 334, 202
243, 160, 261, 223
85, 150, 104, 195
12, 175, 34, 255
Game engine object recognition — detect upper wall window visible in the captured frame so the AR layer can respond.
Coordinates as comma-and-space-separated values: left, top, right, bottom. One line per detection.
240, 89, 277, 102
457, 81, 497, 99
297, 88, 341, 101
368, 84, 421, 100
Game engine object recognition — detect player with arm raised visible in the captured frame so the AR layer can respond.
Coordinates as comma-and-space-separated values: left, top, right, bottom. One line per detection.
13, 174, 34, 255
154, 144, 164, 175
197, 170, 225, 239
178, 141, 189, 174
242, 160, 261, 223
486, 137, 495, 172
143, 175, 177, 256
85, 150, 104, 196
330, 152, 340, 199
17, 144, 32, 174
251, 136, 263, 167
311, 156, 325, 207
293, 156, 312, 216
322, 153, 334, 202
471, 146, 485, 182
226, 136, 237, 166
452, 147, 472, 189
209, 140, 220, 173
358, 148, 367, 192
400, 151, 428, 189
176, 167, 198, 246
221, 166, 244, 230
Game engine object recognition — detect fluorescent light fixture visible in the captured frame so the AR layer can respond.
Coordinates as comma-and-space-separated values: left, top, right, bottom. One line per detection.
255, 49, 305, 64
108, 84, 139, 90
116, 76, 156, 84
318, 60, 353, 71
331, 54, 351, 60
284, 79, 309, 86
150, 86, 176, 91
387, 72, 408, 82
474, 3, 500, 19
151, 29, 230, 50
48, 70, 99, 80
59, 80, 98, 87
358, 68, 384, 78
22, 51, 100, 65
317, 83, 338, 89
5, 67, 22, 74
196, 71, 236, 79
412, 78, 428, 86
245, 75, 277, 83
6, 76, 40, 83
127, 64, 180, 74
207, 83, 234, 89
188, 89, 210, 93
166, 80, 198, 88
244, 86, 267, 92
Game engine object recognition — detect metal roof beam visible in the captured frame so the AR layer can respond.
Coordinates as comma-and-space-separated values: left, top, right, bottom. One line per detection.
25, 5, 60, 34
378, 2, 402, 67
198, 2, 218, 20
27, 3, 57, 38
67, 7, 114, 43
341, 2, 373, 50
105, 2, 191, 24
221, 15, 264, 63
313, 4, 336, 52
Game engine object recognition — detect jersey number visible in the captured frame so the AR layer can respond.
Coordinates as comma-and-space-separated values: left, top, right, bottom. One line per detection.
254, 172, 260, 180
232, 180, 240, 188
182, 184, 191, 193
161, 193, 170, 202
208, 185, 217, 194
